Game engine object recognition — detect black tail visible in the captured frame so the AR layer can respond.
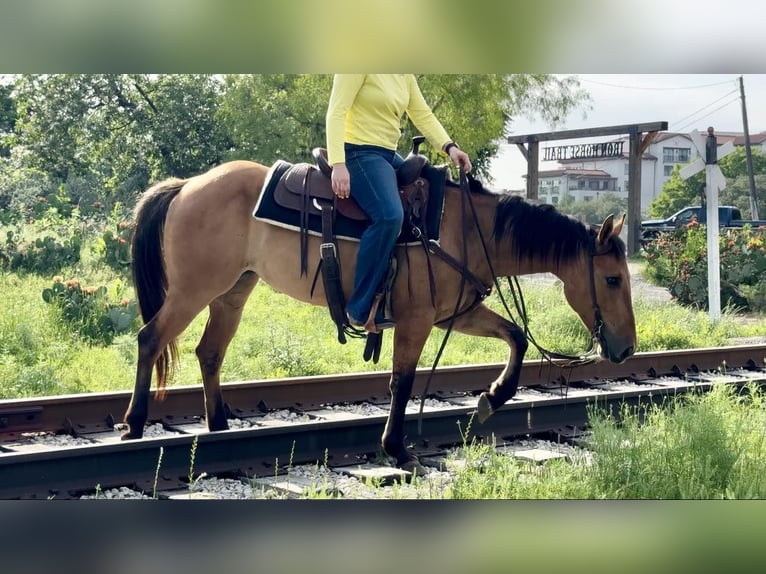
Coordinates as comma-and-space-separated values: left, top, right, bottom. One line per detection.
131, 177, 186, 394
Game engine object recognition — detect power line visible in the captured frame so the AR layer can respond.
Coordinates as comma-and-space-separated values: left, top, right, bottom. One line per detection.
579, 76, 737, 91
673, 96, 741, 133
670, 88, 739, 130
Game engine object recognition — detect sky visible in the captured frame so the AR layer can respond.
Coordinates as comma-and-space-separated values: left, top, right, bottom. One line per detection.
489, 74, 766, 191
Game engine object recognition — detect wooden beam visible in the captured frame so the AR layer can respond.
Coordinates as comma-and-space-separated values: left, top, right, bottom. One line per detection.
639, 131, 659, 156
527, 141, 539, 200
507, 121, 668, 144
627, 131, 642, 255
515, 142, 529, 161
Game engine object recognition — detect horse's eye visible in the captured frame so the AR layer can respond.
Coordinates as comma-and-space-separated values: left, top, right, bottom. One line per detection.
606, 276, 621, 288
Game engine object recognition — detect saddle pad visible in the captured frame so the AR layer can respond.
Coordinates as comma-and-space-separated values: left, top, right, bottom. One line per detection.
253, 160, 447, 244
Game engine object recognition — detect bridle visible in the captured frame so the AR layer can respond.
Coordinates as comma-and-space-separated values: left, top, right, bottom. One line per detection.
430, 170, 606, 365
416, 171, 607, 429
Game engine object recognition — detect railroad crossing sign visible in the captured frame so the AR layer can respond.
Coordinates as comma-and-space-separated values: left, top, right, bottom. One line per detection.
679, 128, 735, 190
679, 127, 735, 321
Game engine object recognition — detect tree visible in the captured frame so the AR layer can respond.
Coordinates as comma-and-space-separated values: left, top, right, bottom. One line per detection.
649, 146, 766, 219
648, 164, 704, 218
218, 74, 590, 178
719, 147, 766, 217
0, 82, 15, 157
11, 74, 230, 208
217, 74, 333, 165
557, 192, 628, 225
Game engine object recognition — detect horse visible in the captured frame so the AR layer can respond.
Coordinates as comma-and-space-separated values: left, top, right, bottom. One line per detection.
122, 159, 637, 474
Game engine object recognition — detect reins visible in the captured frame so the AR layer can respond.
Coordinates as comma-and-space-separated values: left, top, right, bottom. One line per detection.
416, 170, 604, 430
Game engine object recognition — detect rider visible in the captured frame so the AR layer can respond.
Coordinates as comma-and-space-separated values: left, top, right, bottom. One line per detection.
326, 74, 472, 332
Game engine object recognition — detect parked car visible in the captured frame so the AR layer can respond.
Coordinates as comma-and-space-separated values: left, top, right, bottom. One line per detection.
641, 205, 766, 243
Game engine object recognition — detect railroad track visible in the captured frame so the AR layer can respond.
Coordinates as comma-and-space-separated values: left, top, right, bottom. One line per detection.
1, 344, 765, 499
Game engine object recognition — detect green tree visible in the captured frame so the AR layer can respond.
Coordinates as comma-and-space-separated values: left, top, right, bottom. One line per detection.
11, 74, 230, 209
217, 74, 333, 165
218, 74, 590, 178
718, 147, 766, 217
0, 81, 15, 157
559, 192, 628, 225
649, 146, 766, 220
648, 164, 704, 218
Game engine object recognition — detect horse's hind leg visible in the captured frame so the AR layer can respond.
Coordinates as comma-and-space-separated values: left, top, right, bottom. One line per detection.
122, 320, 164, 439
196, 271, 259, 432
123, 295, 211, 439
443, 303, 528, 423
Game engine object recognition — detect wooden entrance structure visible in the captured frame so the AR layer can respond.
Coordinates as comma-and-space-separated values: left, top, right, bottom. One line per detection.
508, 121, 668, 255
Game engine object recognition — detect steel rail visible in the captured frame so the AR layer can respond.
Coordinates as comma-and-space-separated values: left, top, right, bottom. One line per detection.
0, 345, 764, 499
1, 344, 763, 438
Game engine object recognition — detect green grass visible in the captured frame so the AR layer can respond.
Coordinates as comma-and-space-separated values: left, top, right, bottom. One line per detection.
1, 254, 765, 399
417, 383, 766, 499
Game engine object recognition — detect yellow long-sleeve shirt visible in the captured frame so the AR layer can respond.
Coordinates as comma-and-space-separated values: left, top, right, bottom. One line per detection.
325, 74, 452, 165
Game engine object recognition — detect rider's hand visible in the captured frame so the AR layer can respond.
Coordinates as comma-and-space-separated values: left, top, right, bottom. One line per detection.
448, 146, 472, 173
331, 162, 351, 199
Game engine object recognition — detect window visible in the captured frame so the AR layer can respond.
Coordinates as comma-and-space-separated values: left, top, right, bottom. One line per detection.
664, 165, 674, 177
578, 180, 585, 189
589, 180, 598, 190
551, 196, 559, 205
663, 147, 691, 163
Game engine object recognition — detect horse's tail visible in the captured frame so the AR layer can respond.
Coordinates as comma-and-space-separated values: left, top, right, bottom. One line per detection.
131, 177, 187, 397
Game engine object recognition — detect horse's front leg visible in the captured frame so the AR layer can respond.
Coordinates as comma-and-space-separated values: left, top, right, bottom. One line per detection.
382, 320, 433, 475
442, 303, 528, 423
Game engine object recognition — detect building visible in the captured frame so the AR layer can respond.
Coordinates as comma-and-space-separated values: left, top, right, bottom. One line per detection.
534, 131, 766, 216
536, 168, 618, 205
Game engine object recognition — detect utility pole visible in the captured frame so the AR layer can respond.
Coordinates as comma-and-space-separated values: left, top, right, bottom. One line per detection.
739, 75, 759, 219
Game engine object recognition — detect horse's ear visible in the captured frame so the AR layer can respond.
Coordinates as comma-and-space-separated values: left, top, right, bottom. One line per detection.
596, 213, 624, 247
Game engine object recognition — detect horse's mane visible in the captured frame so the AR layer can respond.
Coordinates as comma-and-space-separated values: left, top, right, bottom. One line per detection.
446, 176, 625, 265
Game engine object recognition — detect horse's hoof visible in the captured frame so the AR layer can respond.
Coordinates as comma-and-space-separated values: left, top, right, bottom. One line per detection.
207, 419, 230, 432
477, 392, 494, 423
400, 459, 428, 477
120, 429, 143, 440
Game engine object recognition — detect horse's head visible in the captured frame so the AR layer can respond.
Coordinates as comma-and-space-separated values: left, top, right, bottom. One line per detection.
561, 214, 636, 363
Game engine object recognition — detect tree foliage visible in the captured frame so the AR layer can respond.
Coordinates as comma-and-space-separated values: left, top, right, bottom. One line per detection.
558, 191, 628, 226
4, 73, 589, 211
0, 82, 15, 157
218, 74, 590, 178
10, 74, 230, 209
649, 146, 766, 219
648, 165, 705, 218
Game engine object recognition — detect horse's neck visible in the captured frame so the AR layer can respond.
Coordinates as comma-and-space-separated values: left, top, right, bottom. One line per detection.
440, 188, 584, 280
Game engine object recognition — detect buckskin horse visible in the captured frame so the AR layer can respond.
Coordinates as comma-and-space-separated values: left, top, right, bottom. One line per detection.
122, 158, 636, 474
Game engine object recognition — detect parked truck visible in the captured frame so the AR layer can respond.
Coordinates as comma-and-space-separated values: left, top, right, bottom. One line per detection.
641, 205, 766, 243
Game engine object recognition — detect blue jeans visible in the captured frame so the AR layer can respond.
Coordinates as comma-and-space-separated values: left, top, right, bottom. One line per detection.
344, 143, 404, 322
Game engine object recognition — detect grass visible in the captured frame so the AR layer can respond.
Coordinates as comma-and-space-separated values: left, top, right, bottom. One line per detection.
1, 254, 765, 399
265, 382, 766, 500
395, 383, 766, 499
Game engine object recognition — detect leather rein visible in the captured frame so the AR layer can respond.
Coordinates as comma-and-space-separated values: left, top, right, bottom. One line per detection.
427, 170, 605, 366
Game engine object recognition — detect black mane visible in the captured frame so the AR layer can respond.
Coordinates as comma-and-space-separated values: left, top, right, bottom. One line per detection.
493, 195, 591, 265
446, 176, 625, 264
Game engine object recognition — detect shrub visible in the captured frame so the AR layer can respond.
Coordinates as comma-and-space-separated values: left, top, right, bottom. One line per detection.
644, 221, 766, 311
2, 229, 82, 274
98, 220, 133, 271
41, 277, 140, 345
